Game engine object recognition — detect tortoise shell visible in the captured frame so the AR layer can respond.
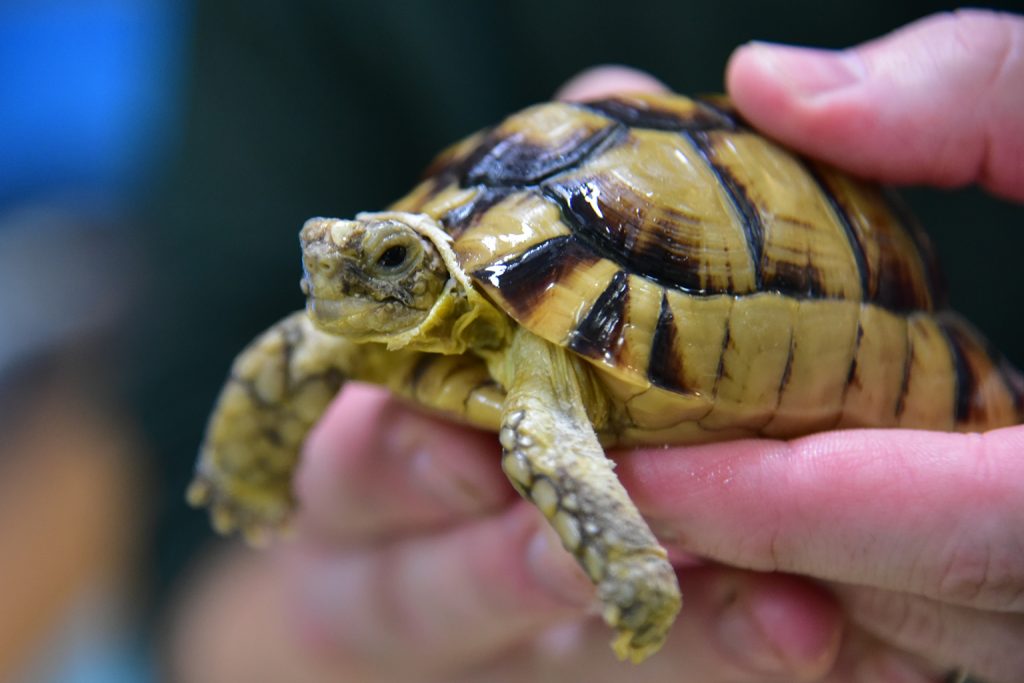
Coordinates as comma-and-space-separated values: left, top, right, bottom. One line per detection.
190, 91, 1024, 662
392, 92, 1024, 440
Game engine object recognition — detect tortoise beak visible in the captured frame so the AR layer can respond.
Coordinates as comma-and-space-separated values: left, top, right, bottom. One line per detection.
305, 296, 380, 328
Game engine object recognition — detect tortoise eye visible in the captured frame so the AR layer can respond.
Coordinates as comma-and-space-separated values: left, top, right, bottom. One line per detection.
376, 245, 407, 269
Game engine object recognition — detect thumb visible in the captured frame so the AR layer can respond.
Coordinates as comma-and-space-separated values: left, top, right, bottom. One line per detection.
726, 10, 1024, 202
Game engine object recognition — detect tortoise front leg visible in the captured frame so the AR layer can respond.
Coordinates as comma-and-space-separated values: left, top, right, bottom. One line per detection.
500, 329, 681, 662
187, 311, 387, 544
188, 311, 505, 545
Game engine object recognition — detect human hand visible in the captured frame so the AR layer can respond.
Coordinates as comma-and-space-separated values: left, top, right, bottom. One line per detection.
268, 11, 1023, 683
274, 385, 842, 682
725, 9, 1024, 203
562, 9, 1024, 683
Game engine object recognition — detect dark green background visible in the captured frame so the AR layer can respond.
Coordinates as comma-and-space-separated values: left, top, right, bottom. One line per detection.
138, 1, 1024, 596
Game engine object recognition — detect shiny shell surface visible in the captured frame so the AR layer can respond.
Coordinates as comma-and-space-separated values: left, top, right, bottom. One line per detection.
392, 92, 1024, 441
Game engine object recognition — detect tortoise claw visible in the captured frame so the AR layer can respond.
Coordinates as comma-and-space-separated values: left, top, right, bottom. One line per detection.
240, 517, 294, 548
185, 478, 213, 507
212, 505, 239, 535
600, 551, 681, 663
241, 522, 271, 548
186, 468, 294, 547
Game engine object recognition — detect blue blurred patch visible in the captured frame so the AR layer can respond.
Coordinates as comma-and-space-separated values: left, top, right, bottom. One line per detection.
0, 0, 189, 207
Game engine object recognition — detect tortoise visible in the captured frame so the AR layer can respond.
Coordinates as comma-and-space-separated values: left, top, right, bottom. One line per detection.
188, 91, 1024, 662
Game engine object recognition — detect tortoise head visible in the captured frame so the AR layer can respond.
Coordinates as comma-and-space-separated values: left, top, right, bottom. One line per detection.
299, 213, 452, 339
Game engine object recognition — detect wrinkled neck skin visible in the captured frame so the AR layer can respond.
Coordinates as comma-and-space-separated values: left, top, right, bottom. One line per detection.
314, 211, 513, 358
374, 275, 511, 357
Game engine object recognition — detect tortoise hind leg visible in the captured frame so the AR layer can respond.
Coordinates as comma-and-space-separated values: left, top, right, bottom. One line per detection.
500, 329, 681, 662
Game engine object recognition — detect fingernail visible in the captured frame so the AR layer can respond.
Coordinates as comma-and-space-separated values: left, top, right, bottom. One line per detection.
526, 525, 595, 607
716, 590, 791, 674
745, 41, 865, 98
718, 582, 840, 677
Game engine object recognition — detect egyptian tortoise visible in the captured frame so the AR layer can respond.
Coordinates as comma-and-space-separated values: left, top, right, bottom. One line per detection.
188, 92, 1024, 662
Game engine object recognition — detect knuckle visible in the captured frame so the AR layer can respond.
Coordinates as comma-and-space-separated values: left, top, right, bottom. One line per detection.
857, 588, 948, 655
721, 526, 786, 573
930, 433, 1024, 610
933, 536, 1024, 609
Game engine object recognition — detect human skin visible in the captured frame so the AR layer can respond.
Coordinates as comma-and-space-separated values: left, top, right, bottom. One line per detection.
174, 10, 1024, 683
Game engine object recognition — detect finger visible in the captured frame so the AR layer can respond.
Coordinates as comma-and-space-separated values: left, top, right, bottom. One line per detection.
283, 504, 592, 680
285, 505, 843, 681
172, 548, 933, 683
486, 625, 950, 683
617, 425, 1024, 613
822, 625, 950, 683
556, 65, 668, 101
168, 546, 348, 683
460, 567, 841, 683
294, 383, 512, 544
836, 584, 1024, 683
726, 10, 1024, 201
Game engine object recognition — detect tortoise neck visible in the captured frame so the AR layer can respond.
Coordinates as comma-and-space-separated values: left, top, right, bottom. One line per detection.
382, 278, 512, 356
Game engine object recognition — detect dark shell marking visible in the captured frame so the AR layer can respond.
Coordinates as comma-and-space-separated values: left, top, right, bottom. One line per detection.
582, 96, 737, 131
408, 93, 1022, 431
686, 130, 765, 291
449, 95, 934, 312
541, 176, 712, 293
461, 121, 625, 187
471, 235, 601, 319
647, 294, 686, 392
568, 270, 630, 362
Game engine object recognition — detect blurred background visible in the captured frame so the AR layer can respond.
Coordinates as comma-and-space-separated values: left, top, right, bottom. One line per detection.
0, 1, 1020, 681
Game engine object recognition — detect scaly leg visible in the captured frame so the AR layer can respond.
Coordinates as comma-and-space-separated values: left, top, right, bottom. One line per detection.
187, 311, 359, 543
188, 311, 504, 544
499, 329, 681, 662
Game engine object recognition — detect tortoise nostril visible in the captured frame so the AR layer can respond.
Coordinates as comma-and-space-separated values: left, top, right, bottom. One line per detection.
303, 255, 338, 277
309, 258, 336, 275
